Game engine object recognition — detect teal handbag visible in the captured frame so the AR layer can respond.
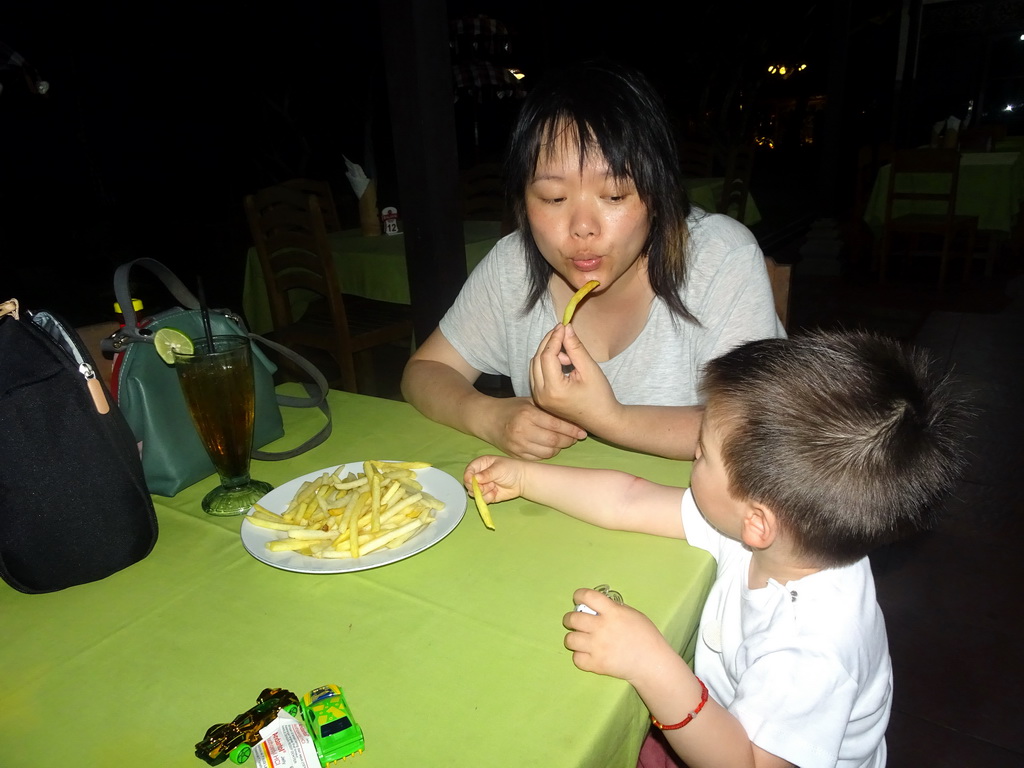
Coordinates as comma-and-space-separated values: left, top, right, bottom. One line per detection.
103, 258, 331, 497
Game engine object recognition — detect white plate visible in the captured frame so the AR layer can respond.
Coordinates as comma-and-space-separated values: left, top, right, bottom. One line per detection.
241, 462, 467, 573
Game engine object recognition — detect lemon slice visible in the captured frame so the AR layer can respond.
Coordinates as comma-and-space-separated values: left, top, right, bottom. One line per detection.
472, 476, 495, 530
153, 327, 194, 364
562, 280, 600, 325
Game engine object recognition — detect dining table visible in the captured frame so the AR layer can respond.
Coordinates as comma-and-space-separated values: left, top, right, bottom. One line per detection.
242, 221, 503, 335
863, 149, 1024, 236
0, 385, 714, 767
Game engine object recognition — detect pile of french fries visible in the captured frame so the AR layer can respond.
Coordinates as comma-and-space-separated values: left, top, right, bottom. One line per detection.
245, 461, 445, 559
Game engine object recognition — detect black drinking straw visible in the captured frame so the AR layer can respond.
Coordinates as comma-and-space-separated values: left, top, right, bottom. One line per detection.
197, 276, 215, 350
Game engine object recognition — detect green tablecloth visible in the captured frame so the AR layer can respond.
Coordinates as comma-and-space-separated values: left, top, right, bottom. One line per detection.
682, 177, 763, 226
0, 387, 713, 767
863, 151, 1024, 233
243, 221, 503, 334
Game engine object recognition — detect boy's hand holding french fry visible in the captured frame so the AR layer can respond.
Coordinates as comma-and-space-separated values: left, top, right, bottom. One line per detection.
464, 455, 527, 507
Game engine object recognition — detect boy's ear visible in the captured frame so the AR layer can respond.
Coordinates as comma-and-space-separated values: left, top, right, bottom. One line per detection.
740, 502, 779, 550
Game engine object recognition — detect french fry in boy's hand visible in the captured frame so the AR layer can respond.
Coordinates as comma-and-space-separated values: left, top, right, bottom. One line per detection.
472, 476, 495, 530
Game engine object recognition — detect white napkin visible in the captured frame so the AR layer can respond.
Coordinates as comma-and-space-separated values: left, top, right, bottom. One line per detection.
344, 156, 371, 199
253, 709, 321, 768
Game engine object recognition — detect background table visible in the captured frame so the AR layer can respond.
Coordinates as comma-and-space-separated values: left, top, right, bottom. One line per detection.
0, 387, 713, 767
243, 221, 503, 334
863, 151, 1024, 234
682, 177, 763, 226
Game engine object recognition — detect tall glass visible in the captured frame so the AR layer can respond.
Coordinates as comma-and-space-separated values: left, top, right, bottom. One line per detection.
172, 335, 272, 516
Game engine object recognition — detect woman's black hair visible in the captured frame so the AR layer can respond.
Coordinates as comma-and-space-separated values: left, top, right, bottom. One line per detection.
505, 60, 694, 321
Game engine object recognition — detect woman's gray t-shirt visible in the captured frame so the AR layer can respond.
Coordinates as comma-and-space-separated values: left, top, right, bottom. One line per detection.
438, 210, 785, 406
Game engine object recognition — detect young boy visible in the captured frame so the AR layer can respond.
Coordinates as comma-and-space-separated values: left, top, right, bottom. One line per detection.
465, 331, 965, 768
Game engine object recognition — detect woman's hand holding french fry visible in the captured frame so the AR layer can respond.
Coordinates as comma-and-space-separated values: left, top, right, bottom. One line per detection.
530, 323, 622, 432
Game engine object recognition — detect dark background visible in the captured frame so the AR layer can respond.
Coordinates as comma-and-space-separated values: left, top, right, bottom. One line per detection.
3, 0, 1020, 326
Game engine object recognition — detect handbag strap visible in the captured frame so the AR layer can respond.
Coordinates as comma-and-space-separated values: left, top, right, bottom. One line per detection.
112, 258, 201, 342
249, 333, 333, 461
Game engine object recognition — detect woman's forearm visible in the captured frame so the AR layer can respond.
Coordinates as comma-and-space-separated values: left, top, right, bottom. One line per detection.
401, 358, 492, 438
588, 404, 704, 460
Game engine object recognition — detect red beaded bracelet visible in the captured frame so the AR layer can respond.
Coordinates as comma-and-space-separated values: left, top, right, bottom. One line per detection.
650, 677, 709, 730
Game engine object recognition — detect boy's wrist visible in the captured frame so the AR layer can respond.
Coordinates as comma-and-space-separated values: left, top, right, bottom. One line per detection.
628, 643, 696, 708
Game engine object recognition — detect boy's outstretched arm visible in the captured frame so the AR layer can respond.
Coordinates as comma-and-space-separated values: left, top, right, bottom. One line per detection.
464, 456, 686, 539
565, 590, 795, 768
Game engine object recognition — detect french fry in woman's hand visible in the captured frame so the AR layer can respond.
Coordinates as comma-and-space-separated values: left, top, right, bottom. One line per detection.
472, 476, 495, 530
562, 280, 600, 325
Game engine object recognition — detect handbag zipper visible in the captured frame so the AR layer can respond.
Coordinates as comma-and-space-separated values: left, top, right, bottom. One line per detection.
27, 310, 114, 416
79, 362, 111, 415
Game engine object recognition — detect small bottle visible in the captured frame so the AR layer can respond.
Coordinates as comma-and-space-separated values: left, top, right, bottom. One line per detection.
113, 298, 144, 328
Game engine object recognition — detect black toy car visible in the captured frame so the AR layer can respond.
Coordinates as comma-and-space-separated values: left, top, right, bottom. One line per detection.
195, 687, 301, 765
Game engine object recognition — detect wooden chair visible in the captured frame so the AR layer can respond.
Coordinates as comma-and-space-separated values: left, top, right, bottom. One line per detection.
844, 144, 879, 265
717, 146, 754, 222
279, 178, 343, 233
763, 256, 792, 331
878, 148, 978, 291
679, 141, 715, 178
245, 185, 413, 393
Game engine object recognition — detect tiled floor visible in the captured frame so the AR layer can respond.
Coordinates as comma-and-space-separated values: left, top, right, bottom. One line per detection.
870, 275, 1024, 767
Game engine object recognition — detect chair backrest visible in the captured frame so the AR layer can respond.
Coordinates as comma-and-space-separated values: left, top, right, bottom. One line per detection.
460, 163, 505, 217
853, 144, 876, 218
679, 141, 715, 178
460, 162, 517, 236
884, 148, 961, 224
718, 146, 754, 221
279, 178, 342, 233
244, 185, 353, 351
763, 256, 792, 331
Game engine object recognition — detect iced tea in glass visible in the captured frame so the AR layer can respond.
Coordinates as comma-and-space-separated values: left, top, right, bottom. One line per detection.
173, 335, 272, 515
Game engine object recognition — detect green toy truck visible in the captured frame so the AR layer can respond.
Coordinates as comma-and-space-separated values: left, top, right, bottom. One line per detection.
299, 684, 365, 764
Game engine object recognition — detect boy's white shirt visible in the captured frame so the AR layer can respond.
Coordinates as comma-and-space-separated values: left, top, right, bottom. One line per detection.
681, 489, 891, 768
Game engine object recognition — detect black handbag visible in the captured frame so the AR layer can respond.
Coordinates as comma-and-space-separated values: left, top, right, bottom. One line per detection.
0, 299, 159, 593
102, 258, 332, 497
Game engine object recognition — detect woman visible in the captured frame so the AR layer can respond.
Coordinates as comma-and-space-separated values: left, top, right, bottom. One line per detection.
401, 61, 782, 461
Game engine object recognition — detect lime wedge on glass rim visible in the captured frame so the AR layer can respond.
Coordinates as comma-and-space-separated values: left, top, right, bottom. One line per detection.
153, 328, 194, 364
